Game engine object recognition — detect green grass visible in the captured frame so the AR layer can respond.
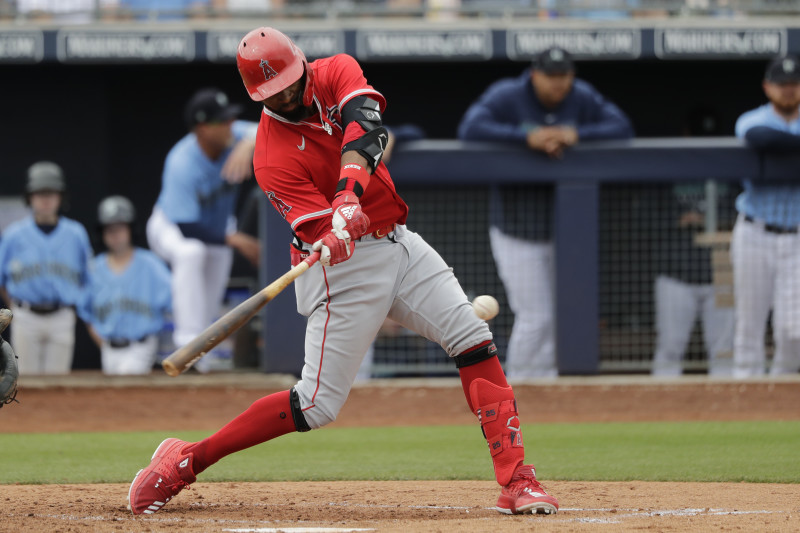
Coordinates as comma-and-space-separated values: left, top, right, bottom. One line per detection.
1, 421, 798, 485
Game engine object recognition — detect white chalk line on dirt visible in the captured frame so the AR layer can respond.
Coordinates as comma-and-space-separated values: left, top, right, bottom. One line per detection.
223, 529, 374, 532
556, 507, 782, 524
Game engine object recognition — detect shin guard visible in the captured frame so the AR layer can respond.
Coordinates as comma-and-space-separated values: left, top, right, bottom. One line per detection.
469, 378, 524, 486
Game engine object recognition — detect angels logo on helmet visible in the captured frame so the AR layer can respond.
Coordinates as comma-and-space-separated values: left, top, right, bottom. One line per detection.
259, 59, 278, 82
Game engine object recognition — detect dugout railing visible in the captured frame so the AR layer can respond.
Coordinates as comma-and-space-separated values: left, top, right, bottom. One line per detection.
258, 138, 795, 377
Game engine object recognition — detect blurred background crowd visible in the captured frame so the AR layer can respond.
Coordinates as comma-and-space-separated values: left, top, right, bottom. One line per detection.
1, 0, 798, 22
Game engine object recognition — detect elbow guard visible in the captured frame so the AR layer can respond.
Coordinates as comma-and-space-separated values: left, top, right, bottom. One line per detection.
342, 126, 389, 173
340, 95, 388, 173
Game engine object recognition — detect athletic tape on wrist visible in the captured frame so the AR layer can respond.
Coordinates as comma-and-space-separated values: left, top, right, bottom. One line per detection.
336, 163, 370, 198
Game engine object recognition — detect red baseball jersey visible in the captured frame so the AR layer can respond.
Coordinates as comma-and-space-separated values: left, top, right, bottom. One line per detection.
253, 53, 409, 244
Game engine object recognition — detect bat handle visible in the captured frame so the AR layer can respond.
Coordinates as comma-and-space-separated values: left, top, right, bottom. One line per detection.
161, 250, 321, 377
302, 251, 321, 268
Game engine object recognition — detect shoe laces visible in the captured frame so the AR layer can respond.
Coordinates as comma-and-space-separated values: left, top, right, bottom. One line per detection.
509, 470, 546, 493
166, 479, 192, 493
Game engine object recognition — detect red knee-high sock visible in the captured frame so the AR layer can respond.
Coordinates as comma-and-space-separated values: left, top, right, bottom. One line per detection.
185, 390, 297, 474
458, 349, 509, 412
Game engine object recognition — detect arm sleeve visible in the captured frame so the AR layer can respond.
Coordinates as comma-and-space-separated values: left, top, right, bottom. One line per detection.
457, 88, 529, 144
743, 126, 800, 152
575, 91, 634, 141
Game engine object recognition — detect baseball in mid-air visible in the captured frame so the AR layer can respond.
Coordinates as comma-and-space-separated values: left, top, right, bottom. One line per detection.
472, 295, 499, 321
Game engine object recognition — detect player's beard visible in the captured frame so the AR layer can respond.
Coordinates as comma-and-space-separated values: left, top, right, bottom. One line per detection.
276, 101, 315, 122
772, 99, 800, 116
267, 84, 316, 122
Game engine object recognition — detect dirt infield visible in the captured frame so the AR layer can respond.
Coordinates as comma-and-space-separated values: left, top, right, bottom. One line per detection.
3, 480, 799, 532
3, 373, 800, 532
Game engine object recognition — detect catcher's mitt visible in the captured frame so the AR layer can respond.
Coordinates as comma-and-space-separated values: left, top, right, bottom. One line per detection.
0, 309, 19, 408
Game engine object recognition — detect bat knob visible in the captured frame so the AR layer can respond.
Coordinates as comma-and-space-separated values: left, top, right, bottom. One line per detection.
162, 359, 181, 377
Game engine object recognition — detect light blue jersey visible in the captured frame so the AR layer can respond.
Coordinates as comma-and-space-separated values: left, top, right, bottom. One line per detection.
81, 249, 171, 340
0, 216, 92, 306
155, 120, 258, 243
735, 103, 800, 227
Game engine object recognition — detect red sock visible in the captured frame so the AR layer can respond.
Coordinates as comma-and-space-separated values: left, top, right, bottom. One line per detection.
185, 390, 297, 474
458, 352, 509, 413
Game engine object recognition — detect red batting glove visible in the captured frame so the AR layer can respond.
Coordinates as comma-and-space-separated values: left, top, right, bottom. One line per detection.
312, 229, 355, 266
331, 192, 370, 242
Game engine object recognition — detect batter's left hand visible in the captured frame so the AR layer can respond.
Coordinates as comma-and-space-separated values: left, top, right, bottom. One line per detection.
313, 229, 355, 266
222, 138, 256, 184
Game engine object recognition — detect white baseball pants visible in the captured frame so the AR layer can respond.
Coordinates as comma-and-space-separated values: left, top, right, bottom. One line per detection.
100, 336, 158, 375
488, 227, 557, 379
651, 275, 734, 377
11, 306, 75, 375
731, 216, 800, 378
293, 225, 492, 429
147, 208, 233, 371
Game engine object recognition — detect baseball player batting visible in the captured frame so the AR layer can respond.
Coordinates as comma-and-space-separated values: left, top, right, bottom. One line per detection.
128, 27, 559, 517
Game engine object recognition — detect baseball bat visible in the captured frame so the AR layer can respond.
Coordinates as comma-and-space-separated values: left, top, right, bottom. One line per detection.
162, 251, 320, 377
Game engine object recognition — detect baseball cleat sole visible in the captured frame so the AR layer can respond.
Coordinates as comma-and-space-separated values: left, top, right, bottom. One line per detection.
496, 503, 558, 515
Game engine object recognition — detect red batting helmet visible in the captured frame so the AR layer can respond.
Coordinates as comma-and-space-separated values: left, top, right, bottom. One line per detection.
237, 27, 315, 107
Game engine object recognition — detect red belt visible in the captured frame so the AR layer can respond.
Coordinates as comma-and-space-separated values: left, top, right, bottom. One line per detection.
362, 223, 396, 240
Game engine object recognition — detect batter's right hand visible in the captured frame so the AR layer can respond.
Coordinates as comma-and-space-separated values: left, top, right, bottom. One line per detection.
312, 229, 355, 266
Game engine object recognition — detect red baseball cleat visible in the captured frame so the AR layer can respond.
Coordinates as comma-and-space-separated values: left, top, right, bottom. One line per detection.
127, 438, 196, 515
496, 464, 559, 515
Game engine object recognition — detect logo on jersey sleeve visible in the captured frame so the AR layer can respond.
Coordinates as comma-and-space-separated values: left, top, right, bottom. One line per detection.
266, 191, 293, 219
260, 59, 278, 81
325, 105, 343, 132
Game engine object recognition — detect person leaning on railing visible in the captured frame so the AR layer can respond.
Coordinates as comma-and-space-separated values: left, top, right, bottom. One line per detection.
732, 54, 800, 378
457, 46, 633, 379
